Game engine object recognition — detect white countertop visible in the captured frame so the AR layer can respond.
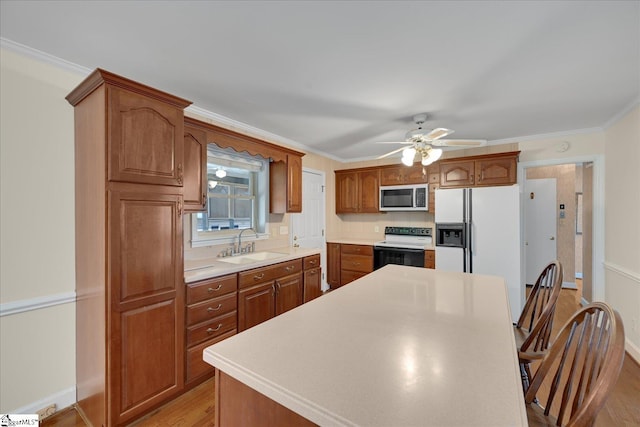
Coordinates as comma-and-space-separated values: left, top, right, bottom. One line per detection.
203, 264, 527, 426
184, 246, 321, 283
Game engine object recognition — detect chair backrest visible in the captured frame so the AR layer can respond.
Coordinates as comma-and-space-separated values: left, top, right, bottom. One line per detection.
516, 261, 563, 353
525, 302, 625, 427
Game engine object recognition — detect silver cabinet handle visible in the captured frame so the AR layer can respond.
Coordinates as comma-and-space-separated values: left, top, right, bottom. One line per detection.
207, 304, 222, 312
254, 273, 265, 281
208, 284, 223, 293
286, 265, 295, 271
207, 324, 222, 333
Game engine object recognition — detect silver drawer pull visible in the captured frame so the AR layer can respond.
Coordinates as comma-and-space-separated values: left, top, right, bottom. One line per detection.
207, 324, 222, 333
286, 266, 295, 271
353, 262, 361, 266
208, 284, 223, 293
309, 260, 317, 265
207, 304, 222, 312
254, 273, 265, 280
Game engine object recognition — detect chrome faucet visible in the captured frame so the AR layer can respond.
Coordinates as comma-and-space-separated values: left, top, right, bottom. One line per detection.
237, 228, 258, 253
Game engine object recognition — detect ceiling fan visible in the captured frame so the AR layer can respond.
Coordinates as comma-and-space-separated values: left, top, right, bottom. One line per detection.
378, 113, 487, 166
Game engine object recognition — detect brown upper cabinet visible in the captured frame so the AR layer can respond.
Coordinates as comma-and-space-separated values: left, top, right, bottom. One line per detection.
183, 121, 207, 212
270, 154, 303, 213
107, 85, 187, 186
439, 151, 518, 188
335, 168, 380, 214
379, 164, 429, 185
181, 117, 304, 214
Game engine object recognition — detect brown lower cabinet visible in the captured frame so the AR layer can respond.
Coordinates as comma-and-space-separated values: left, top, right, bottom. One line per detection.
303, 254, 322, 302
326, 242, 375, 288
425, 250, 435, 269
238, 259, 304, 332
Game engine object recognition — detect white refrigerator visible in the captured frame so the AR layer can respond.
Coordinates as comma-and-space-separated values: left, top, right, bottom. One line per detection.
435, 185, 522, 322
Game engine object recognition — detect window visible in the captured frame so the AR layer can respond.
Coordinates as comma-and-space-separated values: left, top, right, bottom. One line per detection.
191, 146, 268, 247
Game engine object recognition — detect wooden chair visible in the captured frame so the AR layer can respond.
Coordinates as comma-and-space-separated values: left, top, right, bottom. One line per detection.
514, 261, 563, 390
524, 302, 625, 427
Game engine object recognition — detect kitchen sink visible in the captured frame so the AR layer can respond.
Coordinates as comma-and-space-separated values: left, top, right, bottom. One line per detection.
217, 251, 287, 264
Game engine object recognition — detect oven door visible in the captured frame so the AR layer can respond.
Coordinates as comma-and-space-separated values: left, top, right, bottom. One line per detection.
374, 246, 425, 270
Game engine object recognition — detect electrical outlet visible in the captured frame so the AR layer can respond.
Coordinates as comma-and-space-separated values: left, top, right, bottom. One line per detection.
36, 403, 56, 420
374, 226, 379, 233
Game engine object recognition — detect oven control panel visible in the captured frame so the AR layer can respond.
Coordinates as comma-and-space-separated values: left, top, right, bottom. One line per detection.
384, 227, 432, 237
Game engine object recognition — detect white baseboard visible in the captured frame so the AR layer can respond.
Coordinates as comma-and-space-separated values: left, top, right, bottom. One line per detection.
562, 281, 578, 290
580, 297, 590, 306
626, 339, 640, 365
11, 386, 76, 415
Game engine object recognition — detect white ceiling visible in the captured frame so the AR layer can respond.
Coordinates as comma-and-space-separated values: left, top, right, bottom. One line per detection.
1, 1, 638, 162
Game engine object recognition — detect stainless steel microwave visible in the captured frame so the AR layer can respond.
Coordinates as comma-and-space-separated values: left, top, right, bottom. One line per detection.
379, 184, 429, 211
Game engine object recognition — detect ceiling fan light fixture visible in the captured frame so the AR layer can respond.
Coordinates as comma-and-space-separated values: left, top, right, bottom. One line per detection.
420, 148, 443, 166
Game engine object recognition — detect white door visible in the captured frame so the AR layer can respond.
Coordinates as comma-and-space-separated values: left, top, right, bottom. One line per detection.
290, 169, 328, 290
524, 178, 557, 285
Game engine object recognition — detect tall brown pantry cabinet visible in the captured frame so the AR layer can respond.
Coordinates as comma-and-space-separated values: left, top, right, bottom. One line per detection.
67, 69, 192, 426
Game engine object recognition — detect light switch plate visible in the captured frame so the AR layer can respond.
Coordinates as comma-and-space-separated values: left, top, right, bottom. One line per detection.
279, 226, 289, 235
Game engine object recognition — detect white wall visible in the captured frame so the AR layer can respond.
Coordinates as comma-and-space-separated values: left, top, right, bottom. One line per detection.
0, 47, 84, 412
603, 105, 640, 357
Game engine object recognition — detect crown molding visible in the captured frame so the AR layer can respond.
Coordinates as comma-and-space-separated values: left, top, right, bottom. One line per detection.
1, 37, 92, 76
602, 97, 640, 130
185, 105, 343, 162
488, 127, 604, 145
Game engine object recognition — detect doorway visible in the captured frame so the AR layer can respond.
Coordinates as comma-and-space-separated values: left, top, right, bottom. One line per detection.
290, 168, 328, 290
521, 161, 595, 304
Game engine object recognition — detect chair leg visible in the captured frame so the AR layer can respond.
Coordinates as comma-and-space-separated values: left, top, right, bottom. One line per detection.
520, 362, 530, 393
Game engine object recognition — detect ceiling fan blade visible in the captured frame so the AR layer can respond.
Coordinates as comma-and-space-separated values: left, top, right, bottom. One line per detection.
376, 141, 414, 144
377, 146, 408, 159
425, 128, 453, 140
431, 139, 487, 147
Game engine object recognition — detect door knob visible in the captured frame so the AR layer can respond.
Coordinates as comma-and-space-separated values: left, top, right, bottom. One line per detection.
550, 236, 555, 240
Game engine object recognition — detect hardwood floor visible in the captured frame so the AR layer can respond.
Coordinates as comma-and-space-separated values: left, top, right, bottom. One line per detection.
42, 287, 640, 426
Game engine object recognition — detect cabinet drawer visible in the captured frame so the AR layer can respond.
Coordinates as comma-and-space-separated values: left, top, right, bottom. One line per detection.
186, 330, 235, 383
186, 274, 237, 304
186, 311, 237, 347
341, 253, 373, 273
340, 244, 373, 256
186, 293, 237, 327
341, 270, 368, 285
239, 259, 303, 289
303, 254, 321, 270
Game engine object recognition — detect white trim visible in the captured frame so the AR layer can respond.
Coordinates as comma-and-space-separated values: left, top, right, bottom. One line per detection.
626, 339, 640, 365
1, 37, 91, 76
0, 292, 76, 317
580, 297, 590, 306
518, 154, 606, 304
562, 281, 578, 290
10, 386, 76, 415
603, 261, 640, 284
602, 98, 640, 130
489, 127, 604, 146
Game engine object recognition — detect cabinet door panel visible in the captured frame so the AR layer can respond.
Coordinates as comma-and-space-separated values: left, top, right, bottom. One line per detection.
335, 172, 359, 213
110, 189, 182, 308
183, 126, 207, 212
327, 243, 341, 289
358, 170, 380, 213
275, 273, 303, 316
238, 282, 275, 331
115, 298, 181, 422
303, 268, 322, 303
380, 167, 404, 185
287, 154, 303, 212
440, 160, 475, 188
476, 157, 517, 186
109, 87, 184, 186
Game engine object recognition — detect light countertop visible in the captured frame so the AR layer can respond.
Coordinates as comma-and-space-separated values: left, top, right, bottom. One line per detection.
203, 264, 527, 426
184, 246, 321, 283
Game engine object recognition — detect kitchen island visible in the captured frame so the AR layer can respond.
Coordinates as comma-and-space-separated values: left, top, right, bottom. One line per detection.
203, 264, 527, 426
